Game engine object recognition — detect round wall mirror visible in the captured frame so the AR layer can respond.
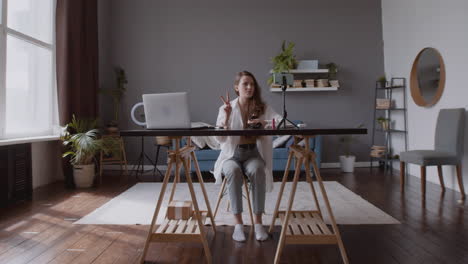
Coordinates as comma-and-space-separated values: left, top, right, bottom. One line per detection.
410, 47, 446, 107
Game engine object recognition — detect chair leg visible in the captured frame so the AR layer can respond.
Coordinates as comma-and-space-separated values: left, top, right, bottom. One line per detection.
120, 139, 129, 179
456, 164, 466, 200
213, 177, 227, 218
400, 162, 405, 193
437, 165, 445, 193
99, 151, 103, 186
421, 166, 426, 201
243, 177, 255, 227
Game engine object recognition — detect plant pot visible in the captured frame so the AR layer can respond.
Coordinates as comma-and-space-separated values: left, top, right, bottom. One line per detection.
339, 155, 356, 173
377, 81, 386, 88
106, 126, 119, 134
380, 121, 389, 130
73, 164, 95, 188
329, 80, 340, 87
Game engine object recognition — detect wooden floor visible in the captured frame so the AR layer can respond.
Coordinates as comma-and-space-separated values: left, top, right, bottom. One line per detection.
1, 168, 467, 264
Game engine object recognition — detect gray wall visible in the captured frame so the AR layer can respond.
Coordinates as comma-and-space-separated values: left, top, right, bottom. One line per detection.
98, 0, 385, 165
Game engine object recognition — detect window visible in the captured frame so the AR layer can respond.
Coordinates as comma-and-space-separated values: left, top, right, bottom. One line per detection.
0, 0, 58, 139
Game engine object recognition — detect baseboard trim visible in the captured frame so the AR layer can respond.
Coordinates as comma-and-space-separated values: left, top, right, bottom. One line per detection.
104, 162, 379, 171
103, 164, 168, 171
321, 161, 380, 169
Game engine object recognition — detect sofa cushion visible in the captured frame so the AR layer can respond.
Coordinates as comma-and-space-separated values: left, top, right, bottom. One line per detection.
273, 135, 291, 148
195, 149, 221, 161
285, 137, 307, 148
273, 148, 290, 159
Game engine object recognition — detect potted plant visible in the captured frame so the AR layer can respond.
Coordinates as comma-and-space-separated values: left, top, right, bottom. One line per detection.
377, 117, 390, 130
268, 40, 298, 85
61, 115, 105, 188
338, 124, 363, 173
326, 62, 339, 87
100, 67, 128, 133
377, 75, 387, 88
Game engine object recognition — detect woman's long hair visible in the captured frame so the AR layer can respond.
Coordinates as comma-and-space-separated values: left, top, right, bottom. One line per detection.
234, 71, 265, 116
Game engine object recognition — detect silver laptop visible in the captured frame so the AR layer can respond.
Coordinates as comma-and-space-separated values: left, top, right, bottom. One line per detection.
142, 92, 191, 129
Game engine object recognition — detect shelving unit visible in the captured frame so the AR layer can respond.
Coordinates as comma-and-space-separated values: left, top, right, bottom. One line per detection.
269, 68, 339, 92
371, 78, 408, 173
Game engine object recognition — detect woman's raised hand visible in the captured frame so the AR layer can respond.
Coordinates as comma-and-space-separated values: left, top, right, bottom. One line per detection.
220, 91, 232, 117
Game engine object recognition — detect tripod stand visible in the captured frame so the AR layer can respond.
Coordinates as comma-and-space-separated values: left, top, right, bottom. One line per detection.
131, 135, 158, 181
277, 75, 298, 129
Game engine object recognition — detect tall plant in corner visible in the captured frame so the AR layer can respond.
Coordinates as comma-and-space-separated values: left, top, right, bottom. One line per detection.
268, 40, 298, 84
100, 67, 128, 131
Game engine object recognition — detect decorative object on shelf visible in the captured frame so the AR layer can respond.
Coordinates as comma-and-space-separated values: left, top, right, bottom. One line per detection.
61, 115, 107, 188
371, 77, 408, 172
376, 98, 391, 109
377, 75, 387, 88
329, 80, 340, 88
99, 66, 128, 133
410, 47, 446, 107
377, 117, 390, 130
338, 124, 364, 173
305, 79, 315, 87
268, 40, 298, 85
293, 80, 303, 88
297, 60, 318, 70
316, 79, 329, 87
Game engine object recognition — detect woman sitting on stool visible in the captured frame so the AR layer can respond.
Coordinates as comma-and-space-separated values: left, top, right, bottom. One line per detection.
214, 71, 281, 242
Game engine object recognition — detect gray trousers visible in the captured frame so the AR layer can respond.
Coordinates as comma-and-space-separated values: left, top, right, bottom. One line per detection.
222, 146, 266, 214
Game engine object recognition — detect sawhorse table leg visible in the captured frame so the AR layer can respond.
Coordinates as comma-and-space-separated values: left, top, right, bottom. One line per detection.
270, 136, 349, 264
140, 137, 216, 264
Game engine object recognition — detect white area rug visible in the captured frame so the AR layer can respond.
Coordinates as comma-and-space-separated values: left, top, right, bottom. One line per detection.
75, 182, 400, 226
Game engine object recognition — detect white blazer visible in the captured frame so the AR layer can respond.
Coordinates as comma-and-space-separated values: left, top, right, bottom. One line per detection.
214, 97, 282, 192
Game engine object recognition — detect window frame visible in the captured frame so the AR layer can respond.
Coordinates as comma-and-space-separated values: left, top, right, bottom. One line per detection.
0, 0, 58, 140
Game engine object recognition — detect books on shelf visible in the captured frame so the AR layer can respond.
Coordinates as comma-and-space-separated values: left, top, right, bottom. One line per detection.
376, 98, 391, 109
370, 145, 386, 158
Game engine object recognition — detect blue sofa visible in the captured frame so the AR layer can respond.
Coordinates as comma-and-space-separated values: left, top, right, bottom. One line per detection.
191, 135, 322, 173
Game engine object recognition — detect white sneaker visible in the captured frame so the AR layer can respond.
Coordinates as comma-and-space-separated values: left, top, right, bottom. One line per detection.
232, 224, 246, 242
254, 224, 269, 241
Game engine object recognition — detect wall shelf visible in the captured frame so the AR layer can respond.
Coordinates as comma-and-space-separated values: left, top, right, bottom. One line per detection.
269, 69, 329, 74
376, 129, 407, 133
270, 87, 338, 92
376, 108, 406, 111
376, 85, 405, 90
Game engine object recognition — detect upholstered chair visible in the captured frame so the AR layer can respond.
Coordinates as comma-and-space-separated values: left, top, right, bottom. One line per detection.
400, 108, 466, 200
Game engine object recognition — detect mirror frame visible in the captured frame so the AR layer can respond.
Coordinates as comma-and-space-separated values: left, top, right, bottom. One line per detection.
410, 47, 446, 107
